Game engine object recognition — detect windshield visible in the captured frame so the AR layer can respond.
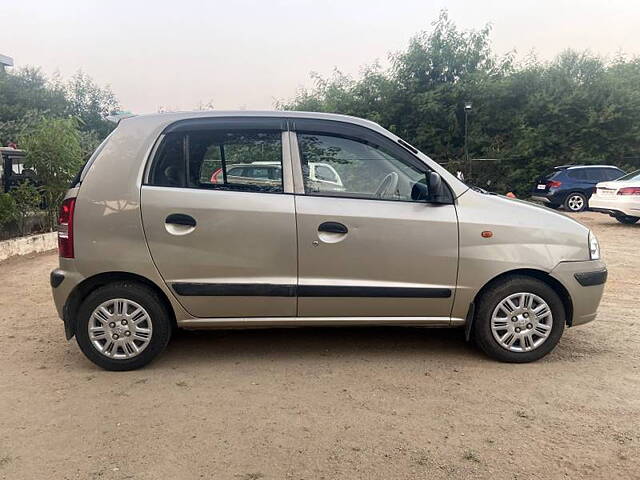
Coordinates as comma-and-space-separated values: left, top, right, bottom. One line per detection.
615, 169, 640, 182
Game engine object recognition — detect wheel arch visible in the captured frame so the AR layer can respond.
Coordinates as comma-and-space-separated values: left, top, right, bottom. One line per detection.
63, 271, 177, 339
564, 189, 590, 207
471, 268, 574, 326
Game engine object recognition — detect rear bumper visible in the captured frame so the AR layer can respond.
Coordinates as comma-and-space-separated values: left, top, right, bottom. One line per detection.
50, 265, 85, 339
590, 196, 640, 218
550, 260, 607, 326
530, 195, 551, 204
531, 190, 565, 205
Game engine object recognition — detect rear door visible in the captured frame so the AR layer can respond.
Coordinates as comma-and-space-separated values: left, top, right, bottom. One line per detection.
290, 119, 459, 321
140, 117, 298, 318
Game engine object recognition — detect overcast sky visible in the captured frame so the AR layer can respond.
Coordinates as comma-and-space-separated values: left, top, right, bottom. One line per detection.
2, 0, 639, 113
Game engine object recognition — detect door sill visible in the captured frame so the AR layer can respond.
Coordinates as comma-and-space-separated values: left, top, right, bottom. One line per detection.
179, 316, 465, 329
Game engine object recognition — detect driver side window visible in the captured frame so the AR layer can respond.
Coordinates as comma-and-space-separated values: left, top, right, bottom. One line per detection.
297, 132, 426, 202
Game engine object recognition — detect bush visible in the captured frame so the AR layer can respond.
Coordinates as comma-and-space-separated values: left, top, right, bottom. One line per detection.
11, 181, 42, 235
19, 117, 84, 230
0, 193, 17, 230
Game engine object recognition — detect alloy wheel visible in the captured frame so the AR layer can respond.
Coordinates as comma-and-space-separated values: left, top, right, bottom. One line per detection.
566, 195, 585, 211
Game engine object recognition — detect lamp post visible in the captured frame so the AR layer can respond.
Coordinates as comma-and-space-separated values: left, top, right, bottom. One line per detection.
464, 101, 472, 182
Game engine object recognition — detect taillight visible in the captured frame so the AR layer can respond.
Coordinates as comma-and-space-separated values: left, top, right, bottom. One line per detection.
58, 198, 76, 258
547, 180, 562, 188
617, 187, 640, 195
210, 168, 223, 183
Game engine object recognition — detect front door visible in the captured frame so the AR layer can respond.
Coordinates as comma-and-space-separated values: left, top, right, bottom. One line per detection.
141, 117, 297, 318
291, 119, 459, 320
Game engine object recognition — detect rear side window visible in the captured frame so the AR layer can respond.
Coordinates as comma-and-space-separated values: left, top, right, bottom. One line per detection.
148, 128, 283, 193
586, 169, 606, 181
567, 169, 588, 181
149, 133, 186, 187
542, 171, 562, 181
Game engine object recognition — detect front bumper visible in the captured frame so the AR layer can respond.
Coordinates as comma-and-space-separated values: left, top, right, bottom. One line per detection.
550, 260, 607, 326
590, 195, 640, 218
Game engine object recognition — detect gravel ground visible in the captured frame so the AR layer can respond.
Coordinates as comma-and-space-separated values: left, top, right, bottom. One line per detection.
0, 212, 638, 480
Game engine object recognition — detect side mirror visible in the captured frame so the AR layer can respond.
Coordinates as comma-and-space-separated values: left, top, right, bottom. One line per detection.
428, 171, 442, 196
411, 172, 449, 203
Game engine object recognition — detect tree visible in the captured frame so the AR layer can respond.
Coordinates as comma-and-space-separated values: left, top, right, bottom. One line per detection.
0, 67, 118, 147
281, 10, 640, 195
0, 67, 67, 145
19, 118, 84, 229
64, 71, 119, 139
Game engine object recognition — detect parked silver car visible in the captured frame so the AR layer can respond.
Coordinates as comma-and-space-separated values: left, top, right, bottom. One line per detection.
50, 111, 607, 370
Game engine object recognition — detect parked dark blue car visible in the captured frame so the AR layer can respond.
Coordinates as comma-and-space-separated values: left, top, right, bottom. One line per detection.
531, 165, 625, 212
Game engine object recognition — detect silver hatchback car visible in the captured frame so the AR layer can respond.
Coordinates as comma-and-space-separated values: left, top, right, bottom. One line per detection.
50, 111, 607, 370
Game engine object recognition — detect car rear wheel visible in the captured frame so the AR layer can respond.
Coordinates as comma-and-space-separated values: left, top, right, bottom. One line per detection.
564, 192, 587, 212
473, 276, 565, 363
75, 282, 172, 371
615, 215, 640, 224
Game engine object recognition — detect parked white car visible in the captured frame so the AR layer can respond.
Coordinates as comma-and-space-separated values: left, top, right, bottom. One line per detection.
210, 162, 344, 191
590, 169, 640, 224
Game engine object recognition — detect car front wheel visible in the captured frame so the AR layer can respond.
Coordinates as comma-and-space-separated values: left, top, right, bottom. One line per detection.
75, 282, 172, 371
473, 276, 565, 363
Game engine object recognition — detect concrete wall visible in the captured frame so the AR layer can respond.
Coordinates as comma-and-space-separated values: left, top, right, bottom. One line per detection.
0, 232, 57, 262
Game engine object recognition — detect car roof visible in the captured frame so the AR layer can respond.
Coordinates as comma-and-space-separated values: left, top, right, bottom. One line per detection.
120, 110, 383, 134
555, 165, 622, 170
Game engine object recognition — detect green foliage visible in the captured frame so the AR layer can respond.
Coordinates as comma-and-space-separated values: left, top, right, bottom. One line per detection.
19, 118, 84, 229
0, 193, 17, 229
65, 71, 119, 139
10, 181, 42, 235
281, 10, 640, 195
0, 68, 67, 145
0, 67, 118, 147
0, 59, 117, 237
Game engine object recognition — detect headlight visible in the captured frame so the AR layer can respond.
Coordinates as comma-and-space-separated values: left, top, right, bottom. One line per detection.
589, 231, 600, 260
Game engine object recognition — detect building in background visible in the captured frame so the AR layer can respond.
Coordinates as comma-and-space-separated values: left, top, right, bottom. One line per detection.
0, 54, 13, 73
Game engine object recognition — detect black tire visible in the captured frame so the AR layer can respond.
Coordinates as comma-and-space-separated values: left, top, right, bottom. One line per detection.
75, 282, 172, 371
546, 204, 561, 210
563, 192, 588, 212
472, 276, 565, 363
615, 215, 640, 224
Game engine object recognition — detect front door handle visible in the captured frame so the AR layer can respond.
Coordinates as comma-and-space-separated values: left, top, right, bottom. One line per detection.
166, 213, 197, 227
318, 221, 348, 234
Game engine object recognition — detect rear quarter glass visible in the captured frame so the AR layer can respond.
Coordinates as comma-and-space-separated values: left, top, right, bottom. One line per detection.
542, 171, 562, 181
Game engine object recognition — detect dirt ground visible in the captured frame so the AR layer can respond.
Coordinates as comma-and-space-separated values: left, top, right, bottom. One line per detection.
0, 212, 638, 480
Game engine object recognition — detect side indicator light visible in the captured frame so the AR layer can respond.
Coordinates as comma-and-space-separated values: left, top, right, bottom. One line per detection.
481, 231, 493, 238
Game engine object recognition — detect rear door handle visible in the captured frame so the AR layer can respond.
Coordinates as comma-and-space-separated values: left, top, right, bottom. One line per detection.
318, 221, 348, 234
165, 213, 197, 227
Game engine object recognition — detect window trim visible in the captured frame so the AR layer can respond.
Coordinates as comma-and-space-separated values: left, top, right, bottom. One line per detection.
143, 117, 294, 194
288, 118, 453, 204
